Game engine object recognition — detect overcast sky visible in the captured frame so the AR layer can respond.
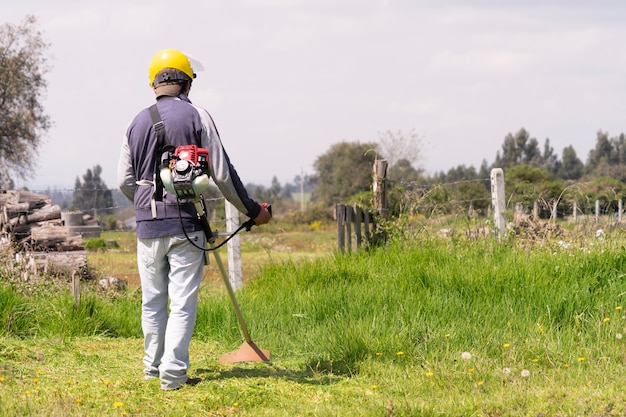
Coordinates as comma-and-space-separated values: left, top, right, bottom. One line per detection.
5, 0, 626, 192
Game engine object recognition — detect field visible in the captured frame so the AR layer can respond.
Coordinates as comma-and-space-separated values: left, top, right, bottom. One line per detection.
3, 220, 626, 416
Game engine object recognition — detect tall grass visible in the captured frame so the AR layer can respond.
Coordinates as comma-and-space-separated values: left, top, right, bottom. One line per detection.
0, 234, 626, 373
194, 236, 626, 376
4, 236, 626, 374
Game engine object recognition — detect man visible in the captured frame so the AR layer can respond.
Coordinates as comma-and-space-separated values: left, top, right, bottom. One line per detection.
117, 48, 271, 391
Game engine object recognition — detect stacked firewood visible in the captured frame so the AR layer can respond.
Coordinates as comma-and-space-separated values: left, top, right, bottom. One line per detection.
0, 190, 95, 274
0, 189, 85, 251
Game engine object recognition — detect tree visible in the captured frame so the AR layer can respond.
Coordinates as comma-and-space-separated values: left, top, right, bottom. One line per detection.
557, 145, 583, 180
505, 165, 563, 214
540, 138, 559, 175
311, 141, 378, 205
583, 131, 626, 181
388, 158, 423, 184
0, 16, 51, 188
73, 165, 114, 215
377, 129, 424, 169
493, 128, 542, 169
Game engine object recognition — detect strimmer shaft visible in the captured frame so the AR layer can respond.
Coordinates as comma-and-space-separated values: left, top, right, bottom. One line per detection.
193, 200, 253, 343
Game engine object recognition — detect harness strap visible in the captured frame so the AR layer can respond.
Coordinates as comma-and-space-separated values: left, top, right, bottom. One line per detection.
148, 104, 173, 218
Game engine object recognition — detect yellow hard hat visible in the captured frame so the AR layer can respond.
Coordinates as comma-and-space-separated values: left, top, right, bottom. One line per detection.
148, 49, 196, 87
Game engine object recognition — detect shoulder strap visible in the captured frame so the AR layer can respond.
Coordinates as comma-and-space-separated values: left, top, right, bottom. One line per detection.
148, 104, 171, 202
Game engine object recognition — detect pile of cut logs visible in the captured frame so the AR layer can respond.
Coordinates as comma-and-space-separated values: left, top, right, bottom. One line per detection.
0, 189, 101, 274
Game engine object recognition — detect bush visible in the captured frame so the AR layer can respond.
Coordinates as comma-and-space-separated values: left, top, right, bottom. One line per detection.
84, 238, 107, 251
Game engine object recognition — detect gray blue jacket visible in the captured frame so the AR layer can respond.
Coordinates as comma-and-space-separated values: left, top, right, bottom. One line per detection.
117, 94, 261, 238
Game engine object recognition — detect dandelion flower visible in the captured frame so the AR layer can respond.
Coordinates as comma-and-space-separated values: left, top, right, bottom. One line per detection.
113, 402, 124, 408
33, 378, 39, 383
503, 343, 510, 349
603, 317, 610, 323
502, 367, 511, 375
477, 380, 484, 386
0, 376, 5, 382
371, 384, 378, 389
578, 357, 585, 362
616, 306, 622, 311
396, 351, 404, 356
425, 371, 433, 377
376, 352, 383, 357
75, 398, 82, 404
521, 369, 530, 377
461, 351, 472, 360
233, 402, 239, 407
445, 334, 451, 338
531, 358, 538, 363
564, 363, 570, 368
468, 368, 475, 374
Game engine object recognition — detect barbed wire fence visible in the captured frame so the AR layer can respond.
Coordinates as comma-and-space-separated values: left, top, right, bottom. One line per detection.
29, 167, 626, 244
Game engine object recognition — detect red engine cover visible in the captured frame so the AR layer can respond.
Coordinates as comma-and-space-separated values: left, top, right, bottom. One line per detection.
174, 145, 209, 165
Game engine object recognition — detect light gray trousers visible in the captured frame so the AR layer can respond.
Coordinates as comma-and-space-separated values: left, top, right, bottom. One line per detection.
137, 231, 205, 390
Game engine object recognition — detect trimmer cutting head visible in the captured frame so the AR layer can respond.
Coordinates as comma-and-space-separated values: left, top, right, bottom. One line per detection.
219, 341, 270, 364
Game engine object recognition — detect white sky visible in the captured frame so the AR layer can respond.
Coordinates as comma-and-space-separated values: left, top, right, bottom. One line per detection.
5, 0, 626, 191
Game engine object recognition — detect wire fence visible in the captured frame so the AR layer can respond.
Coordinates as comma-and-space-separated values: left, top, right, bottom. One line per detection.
27, 174, 626, 228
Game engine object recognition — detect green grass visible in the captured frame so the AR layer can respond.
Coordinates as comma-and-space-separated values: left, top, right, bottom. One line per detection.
3, 228, 626, 415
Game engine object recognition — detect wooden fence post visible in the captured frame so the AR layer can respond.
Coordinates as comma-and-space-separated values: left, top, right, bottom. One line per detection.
490, 168, 506, 239
336, 204, 346, 252
354, 205, 363, 249
364, 209, 372, 247
71, 270, 80, 307
373, 160, 388, 220
346, 206, 353, 252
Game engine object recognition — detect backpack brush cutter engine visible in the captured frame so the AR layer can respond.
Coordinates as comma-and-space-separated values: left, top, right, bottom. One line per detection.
159, 144, 271, 364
